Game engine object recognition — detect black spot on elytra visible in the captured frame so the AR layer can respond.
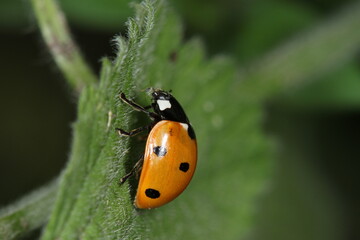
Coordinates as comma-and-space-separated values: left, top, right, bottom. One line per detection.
179, 162, 190, 172
153, 146, 167, 157
145, 188, 160, 199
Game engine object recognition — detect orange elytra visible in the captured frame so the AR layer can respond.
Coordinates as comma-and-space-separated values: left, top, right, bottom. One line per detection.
116, 89, 197, 209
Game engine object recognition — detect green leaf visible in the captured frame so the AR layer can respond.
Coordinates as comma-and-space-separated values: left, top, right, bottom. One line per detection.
235, 0, 318, 61
2, 0, 360, 239
40, 0, 273, 239
0, 180, 58, 239
273, 63, 360, 109
235, 1, 360, 101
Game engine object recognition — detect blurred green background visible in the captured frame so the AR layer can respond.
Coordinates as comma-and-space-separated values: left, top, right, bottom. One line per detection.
0, 0, 359, 239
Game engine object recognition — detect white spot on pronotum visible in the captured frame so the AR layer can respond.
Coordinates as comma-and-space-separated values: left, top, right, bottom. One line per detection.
157, 99, 172, 111
180, 123, 189, 131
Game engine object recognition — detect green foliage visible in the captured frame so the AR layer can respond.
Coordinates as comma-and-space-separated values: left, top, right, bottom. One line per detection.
38, 0, 274, 238
31, 0, 97, 92
235, 0, 319, 61
1, 0, 360, 239
274, 64, 360, 109
0, 180, 58, 239
60, 0, 136, 31
0, 0, 29, 28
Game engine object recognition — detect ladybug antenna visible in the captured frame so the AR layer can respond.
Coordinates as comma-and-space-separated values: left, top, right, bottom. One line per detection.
139, 87, 149, 92
146, 87, 155, 95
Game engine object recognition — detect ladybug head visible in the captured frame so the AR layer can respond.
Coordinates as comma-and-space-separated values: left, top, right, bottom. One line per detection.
151, 89, 172, 101
150, 89, 189, 123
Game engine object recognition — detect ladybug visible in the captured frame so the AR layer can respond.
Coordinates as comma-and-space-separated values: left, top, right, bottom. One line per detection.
116, 89, 197, 209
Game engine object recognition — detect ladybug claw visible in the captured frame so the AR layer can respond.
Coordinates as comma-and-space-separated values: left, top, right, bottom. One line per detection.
119, 171, 134, 184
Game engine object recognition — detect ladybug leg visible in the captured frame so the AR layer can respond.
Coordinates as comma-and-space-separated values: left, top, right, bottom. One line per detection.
119, 93, 158, 120
120, 156, 144, 184
116, 125, 149, 137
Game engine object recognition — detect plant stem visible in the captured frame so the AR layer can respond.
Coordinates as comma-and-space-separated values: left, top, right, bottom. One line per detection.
31, 0, 97, 93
